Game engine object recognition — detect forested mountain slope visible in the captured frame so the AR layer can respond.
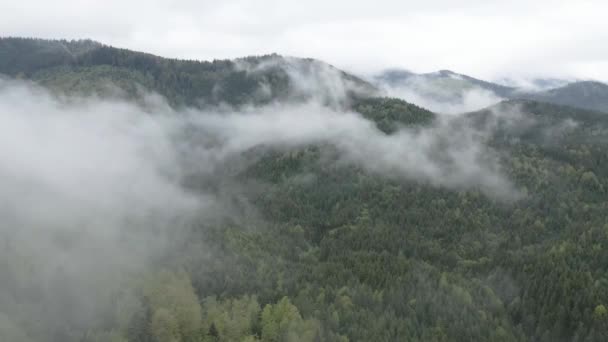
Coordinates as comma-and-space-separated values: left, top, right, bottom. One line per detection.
1, 38, 608, 342
196, 99, 608, 341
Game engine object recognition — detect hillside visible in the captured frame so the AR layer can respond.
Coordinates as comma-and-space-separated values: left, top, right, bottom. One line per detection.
1, 38, 608, 342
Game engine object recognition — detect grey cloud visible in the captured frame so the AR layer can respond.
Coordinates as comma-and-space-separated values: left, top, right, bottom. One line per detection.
2, 1, 607, 81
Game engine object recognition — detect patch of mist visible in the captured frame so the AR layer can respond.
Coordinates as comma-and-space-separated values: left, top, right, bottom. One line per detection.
378, 77, 504, 114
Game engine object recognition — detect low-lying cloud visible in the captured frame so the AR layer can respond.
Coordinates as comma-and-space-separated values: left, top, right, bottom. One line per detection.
0, 80, 204, 339
378, 76, 504, 114
178, 103, 515, 196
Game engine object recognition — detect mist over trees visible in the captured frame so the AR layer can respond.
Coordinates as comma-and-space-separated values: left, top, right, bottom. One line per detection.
1, 38, 608, 342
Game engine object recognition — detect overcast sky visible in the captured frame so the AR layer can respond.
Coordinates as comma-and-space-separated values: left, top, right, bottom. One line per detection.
2, 0, 607, 81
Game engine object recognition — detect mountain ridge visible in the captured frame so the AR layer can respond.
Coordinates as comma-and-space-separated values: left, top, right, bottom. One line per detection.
0, 37, 377, 108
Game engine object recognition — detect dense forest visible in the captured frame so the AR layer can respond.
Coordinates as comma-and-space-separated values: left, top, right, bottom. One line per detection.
1, 38, 608, 342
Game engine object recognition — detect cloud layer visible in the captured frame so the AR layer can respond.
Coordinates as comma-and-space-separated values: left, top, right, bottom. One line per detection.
2, 0, 607, 81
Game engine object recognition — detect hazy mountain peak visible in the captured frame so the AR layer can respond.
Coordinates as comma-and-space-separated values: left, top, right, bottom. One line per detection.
436, 69, 458, 76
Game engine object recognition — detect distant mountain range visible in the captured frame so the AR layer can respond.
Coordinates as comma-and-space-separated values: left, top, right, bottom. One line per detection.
376, 69, 514, 97
374, 68, 608, 113
497, 77, 573, 90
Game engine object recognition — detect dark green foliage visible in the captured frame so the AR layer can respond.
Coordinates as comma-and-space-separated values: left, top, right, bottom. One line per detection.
352, 97, 436, 133
32, 65, 156, 99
